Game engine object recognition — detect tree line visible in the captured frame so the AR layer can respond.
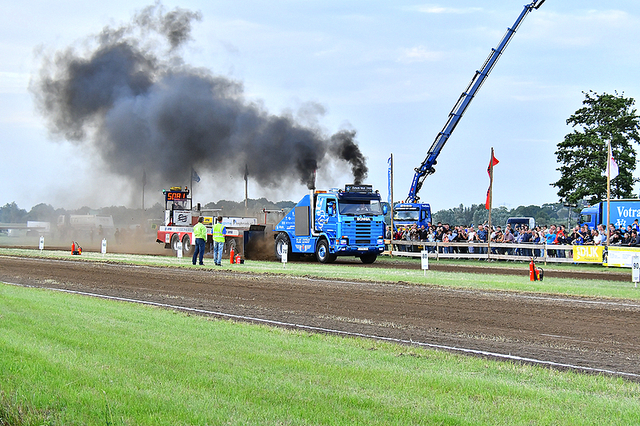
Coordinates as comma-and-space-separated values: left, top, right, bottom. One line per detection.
431, 203, 576, 229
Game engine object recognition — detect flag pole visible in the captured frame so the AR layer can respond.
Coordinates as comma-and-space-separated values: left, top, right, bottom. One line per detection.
389, 153, 394, 255
606, 140, 612, 251
142, 170, 146, 211
487, 147, 495, 260
244, 164, 249, 216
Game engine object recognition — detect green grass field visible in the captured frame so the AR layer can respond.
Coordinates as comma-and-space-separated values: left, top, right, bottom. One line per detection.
1, 283, 639, 426
1, 248, 640, 425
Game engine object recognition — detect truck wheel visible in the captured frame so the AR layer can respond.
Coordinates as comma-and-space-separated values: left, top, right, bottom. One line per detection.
275, 233, 290, 261
315, 239, 336, 263
182, 235, 195, 257
226, 238, 238, 256
360, 253, 377, 264
170, 234, 180, 252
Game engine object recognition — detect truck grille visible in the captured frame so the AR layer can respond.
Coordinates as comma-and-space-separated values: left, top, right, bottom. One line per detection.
355, 223, 371, 245
341, 220, 383, 247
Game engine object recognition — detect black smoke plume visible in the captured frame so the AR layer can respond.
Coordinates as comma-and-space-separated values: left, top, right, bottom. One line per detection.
31, 3, 368, 192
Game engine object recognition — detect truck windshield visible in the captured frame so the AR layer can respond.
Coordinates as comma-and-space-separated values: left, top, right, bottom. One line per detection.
394, 210, 419, 221
339, 199, 383, 216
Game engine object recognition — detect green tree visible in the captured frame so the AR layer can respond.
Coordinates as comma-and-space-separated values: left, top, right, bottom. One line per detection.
26, 203, 57, 222
535, 210, 550, 227
0, 202, 27, 223
512, 205, 541, 218
553, 91, 640, 205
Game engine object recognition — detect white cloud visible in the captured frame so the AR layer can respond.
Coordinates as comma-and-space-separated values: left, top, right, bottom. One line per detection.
398, 46, 443, 63
529, 9, 637, 48
410, 5, 482, 14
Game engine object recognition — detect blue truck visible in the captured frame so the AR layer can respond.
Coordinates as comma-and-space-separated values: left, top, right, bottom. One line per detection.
580, 200, 640, 230
274, 184, 387, 264
393, 202, 431, 231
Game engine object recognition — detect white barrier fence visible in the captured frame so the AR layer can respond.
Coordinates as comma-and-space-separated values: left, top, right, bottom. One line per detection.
385, 240, 587, 263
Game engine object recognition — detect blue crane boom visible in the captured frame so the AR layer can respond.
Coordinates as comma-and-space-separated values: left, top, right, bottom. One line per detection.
405, 0, 545, 203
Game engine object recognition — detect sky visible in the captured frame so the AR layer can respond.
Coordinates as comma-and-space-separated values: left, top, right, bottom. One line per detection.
2, 0, 640, 212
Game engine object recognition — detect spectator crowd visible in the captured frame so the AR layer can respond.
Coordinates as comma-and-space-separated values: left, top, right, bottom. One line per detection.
388, 218, 640, 257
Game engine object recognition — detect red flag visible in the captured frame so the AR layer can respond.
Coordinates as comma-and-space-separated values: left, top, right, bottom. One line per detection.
485, 152, 499, 209
485, 187, 491, 210
487, 152, 499, 176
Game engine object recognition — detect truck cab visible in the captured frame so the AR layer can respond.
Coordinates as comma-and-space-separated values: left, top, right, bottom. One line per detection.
274, 185, 387, 264
393, 203, 431, 231
579, 205, 598, 230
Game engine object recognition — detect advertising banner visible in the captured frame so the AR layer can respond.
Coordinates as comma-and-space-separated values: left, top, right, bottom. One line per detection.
606, 246, 640, 268
572, 245, 604, 263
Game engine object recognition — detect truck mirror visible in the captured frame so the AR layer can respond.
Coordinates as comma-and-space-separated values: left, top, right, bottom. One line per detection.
382, 205, 388, 215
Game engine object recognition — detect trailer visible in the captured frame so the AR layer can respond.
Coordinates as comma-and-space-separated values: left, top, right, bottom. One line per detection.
155, 186, 259, 257
57, 214, 115, 240
580, 199, 640, 230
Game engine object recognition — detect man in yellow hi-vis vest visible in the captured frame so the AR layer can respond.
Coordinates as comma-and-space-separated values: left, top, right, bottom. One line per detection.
212, 216, 226, 266
192, 216, 207, 265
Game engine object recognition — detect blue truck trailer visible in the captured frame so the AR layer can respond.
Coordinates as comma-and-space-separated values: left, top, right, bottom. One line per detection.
580, 199, 640, 230
274, 184, 387, 264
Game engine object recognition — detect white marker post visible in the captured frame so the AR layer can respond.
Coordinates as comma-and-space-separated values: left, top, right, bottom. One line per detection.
177, 241, 183, 259
282, 243, 288, 268
421, 250, 429, 276
632, 255, 639, 288
101, 238, 107, 256
39, 236, 44, 252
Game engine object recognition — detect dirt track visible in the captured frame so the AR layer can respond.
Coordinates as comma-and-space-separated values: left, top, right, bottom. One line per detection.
1, 254, 639, 380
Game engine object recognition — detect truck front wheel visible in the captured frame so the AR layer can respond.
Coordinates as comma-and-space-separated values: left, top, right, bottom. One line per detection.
315, 239, 336, 263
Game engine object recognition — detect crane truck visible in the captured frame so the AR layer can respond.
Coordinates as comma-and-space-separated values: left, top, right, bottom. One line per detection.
394, 0, 545, 230
274, 184, 388, 264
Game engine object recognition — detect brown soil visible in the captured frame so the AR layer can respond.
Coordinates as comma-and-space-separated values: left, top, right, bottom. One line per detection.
1, 251, 639, 381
